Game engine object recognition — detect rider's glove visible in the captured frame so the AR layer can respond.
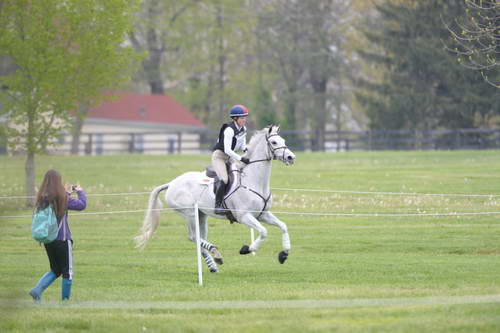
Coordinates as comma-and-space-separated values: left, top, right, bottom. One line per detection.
241, 157, 250, 165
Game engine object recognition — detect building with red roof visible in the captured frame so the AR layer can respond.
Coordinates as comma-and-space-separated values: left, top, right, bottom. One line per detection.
63, 91, 207, 155
86, 91, 204, 131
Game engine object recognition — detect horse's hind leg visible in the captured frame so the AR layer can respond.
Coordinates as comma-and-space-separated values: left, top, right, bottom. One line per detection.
185, 209, 224, 268
198, 211, 223, 265
202, 249, 218, 273
189, 211, 219, 272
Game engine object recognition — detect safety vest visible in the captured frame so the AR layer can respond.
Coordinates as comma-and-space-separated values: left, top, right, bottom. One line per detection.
212, 122, 246, 152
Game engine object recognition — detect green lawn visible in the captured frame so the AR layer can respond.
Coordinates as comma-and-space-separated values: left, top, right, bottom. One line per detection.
1, 151, 499, 332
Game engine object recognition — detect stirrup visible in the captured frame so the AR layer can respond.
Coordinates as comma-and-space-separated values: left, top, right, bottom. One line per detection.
215, 208, 227, 215
214, 203, 226, 215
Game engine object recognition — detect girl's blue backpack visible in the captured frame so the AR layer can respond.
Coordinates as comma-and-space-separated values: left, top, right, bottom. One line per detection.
31, 205, 59, 243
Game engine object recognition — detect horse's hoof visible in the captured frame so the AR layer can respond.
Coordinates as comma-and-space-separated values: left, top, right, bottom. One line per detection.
240, 245, 251, 255
278, 251, 288, 264
212, 248, 224, 265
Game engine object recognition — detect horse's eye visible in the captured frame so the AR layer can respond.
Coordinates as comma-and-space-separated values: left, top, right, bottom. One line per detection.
271, 141, 277, 145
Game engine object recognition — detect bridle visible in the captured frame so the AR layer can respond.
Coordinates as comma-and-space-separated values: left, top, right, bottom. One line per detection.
226, 130, 291, 219
266, 133, 289, 162
245, 133, 289, 165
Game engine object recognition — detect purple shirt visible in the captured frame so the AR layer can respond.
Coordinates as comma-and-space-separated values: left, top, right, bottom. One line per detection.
57, 190, 87, 241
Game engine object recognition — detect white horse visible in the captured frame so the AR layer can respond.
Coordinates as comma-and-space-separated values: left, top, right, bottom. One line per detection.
134, 125, 296, 273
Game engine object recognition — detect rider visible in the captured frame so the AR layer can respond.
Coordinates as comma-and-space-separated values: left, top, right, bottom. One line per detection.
212, 104, 250, 214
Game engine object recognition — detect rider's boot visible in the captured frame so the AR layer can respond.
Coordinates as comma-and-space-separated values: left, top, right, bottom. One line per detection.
214, 181, 227, 215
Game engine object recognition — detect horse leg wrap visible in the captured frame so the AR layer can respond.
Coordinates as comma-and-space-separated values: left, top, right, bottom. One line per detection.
202, 250, 218, 273
282, 232, 291, 251
200, 240, 215, 252
199, 240, 223, 264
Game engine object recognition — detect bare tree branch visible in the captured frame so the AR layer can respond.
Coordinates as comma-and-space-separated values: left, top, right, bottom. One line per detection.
443, 0, 499, 87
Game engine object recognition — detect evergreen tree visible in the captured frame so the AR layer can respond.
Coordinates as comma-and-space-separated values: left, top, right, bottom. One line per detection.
357, 0, 500, 131
254, 80, 278, 129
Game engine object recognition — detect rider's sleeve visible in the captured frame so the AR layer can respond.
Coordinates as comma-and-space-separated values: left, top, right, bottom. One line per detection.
223, 126, 242, 161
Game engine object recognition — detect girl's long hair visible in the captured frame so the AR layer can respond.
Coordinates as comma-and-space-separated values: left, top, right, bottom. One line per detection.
35, 169, 67, 220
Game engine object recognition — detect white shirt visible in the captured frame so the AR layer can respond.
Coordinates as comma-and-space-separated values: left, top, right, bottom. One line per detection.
223, 124, 247, 161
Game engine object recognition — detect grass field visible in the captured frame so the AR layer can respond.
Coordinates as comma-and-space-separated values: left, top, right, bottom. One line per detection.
1, 150, 500, 332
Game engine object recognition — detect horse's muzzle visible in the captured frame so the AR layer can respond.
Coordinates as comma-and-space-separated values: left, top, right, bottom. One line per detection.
285, 153, 295, 165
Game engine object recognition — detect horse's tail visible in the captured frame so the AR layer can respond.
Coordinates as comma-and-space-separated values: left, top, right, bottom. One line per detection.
134, 183, 170, 250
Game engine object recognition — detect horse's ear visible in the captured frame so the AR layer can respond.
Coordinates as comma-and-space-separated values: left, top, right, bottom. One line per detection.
276, 125, 280, 134
268, 125, 273, 134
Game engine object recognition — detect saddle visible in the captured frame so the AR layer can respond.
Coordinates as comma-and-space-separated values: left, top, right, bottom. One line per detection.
205, 164, 238, 223
205, 164, 236, 196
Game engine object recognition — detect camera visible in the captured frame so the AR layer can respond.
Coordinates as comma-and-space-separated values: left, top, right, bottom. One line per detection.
71, 185, 77, 191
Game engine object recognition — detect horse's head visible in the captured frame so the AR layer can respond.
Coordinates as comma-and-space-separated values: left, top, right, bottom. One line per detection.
265, 125, 296, 165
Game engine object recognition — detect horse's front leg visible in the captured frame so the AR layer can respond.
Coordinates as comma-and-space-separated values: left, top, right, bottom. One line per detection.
238, 213, 267, 255
258, 211, 290, 264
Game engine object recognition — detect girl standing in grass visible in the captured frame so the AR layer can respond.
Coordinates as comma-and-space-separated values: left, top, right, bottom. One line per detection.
29, 169, 86, 302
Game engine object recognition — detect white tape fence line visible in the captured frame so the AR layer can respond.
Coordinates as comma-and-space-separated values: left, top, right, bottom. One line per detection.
1, 187, 500, 200
2, 205, 500, 219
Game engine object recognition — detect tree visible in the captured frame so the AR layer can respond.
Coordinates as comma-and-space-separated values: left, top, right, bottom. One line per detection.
129, 0, 201, 95
255, 0, 307, 139
302, 1, 350, 151
255, 0, 352, 150
127, 0, 363, 137
0, 0, 139, 205
357, 0, 500, 134
254, 79, 278, 128
445, 0, 499, 87
157, 0, 258, 129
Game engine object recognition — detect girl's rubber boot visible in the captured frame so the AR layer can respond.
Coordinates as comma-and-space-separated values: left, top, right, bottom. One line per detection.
29, 271, 57, 303
62, 278, 72, 301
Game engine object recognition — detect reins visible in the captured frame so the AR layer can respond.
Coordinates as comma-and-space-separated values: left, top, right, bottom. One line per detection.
223, 168, 272, 220
246, 158, 271, 165
226, 130, 288, 218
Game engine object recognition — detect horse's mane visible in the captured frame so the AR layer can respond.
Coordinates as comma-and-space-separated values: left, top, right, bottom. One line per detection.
246, 125, 273, 154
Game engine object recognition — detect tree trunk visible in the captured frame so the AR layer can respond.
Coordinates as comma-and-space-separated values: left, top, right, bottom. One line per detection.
284, 91, 300, 149
145, 28, 165, 95
205, 65, 215, 125
284, 91, 297, 131
335, 77, 344, 152
25, 152, 35, 207
216, 4, 226, 118
144, 0, 164, 95
311, 78, 328, 151
70, 106, 88, 154
26, 106, 36, 207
